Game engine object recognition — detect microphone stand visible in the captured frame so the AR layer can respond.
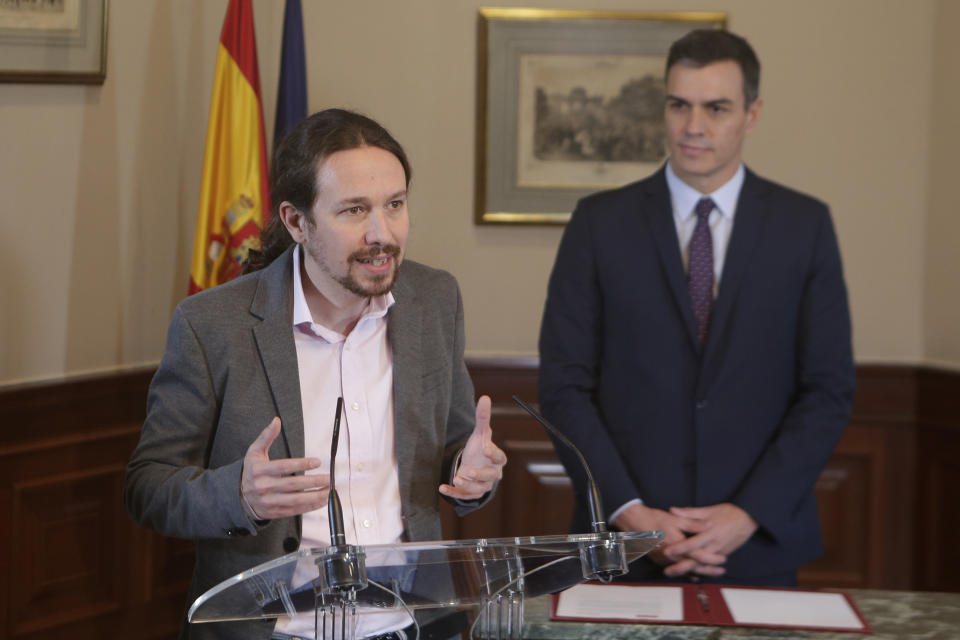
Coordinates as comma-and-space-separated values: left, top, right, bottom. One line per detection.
314, 397, 367, 639
512, 396, 627, 582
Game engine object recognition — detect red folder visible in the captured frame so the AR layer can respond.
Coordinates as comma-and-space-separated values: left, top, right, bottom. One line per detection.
550, 582, 872, 633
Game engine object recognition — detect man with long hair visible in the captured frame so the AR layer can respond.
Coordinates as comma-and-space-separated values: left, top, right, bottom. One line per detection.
126, 109, 506, 639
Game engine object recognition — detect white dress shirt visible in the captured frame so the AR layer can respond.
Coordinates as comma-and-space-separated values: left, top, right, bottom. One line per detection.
666, 161, 745, 296
275, 245, 409, 638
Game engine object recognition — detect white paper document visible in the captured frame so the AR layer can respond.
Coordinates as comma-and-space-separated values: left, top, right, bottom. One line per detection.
721, 587, 865, 630
555, 584, 684, 621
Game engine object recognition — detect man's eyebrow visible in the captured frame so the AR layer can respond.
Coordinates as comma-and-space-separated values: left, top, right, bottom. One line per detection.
665, 95, 735, 108
335, 196, 370, 207
335, 190, 407, 207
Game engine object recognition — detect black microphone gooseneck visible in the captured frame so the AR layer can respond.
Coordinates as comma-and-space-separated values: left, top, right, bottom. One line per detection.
328, 397, 346, 547
512, 395, 607, 533
512, 395, 627, 582
316, 397, 367, 595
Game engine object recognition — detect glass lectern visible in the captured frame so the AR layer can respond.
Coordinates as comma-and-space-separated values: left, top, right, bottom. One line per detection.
188, 531, 662, 639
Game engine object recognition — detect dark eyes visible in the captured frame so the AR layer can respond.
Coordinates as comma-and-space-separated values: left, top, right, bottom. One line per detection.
340, 201, 405, 216
666, 101, 728, 114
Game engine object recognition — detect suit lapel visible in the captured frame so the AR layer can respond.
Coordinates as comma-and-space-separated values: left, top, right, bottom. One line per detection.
702, 169, 770, 367
250, 247, 305, 459
386, 270, 423, 510
642, 170, 701, 351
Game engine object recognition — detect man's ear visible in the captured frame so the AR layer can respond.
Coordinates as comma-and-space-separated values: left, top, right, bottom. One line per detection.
278, 201, 308, 243
744, 97, 763, 134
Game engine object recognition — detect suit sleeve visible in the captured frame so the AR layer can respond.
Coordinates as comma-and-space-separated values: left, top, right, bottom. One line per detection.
539, 203, 642, 523
732, 209, 855, 542
123, 307, 258, 539
442, 279, 496, 516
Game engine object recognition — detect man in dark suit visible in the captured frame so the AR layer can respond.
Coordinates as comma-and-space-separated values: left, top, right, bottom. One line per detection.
538, 29, 854, 586
125, 109, 506, 639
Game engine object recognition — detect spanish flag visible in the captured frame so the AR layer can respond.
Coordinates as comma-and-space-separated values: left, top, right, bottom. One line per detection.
189, 0, 270, 294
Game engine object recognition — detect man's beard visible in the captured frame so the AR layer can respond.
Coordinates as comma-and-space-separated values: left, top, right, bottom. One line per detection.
333, 244, 402, 298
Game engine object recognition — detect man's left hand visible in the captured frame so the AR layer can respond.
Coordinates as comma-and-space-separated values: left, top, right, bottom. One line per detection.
439, 395, 507, 500
660, 503, 758, 575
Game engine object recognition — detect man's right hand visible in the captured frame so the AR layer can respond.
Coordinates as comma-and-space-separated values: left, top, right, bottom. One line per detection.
240, 417, 331, 520
612, 503, 727, 578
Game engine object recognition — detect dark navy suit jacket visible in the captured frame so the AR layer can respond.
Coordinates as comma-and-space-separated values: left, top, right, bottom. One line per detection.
538, 166, 855, 579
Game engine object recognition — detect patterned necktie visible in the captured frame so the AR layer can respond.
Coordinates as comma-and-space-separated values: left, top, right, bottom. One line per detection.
688, 197, 715, 346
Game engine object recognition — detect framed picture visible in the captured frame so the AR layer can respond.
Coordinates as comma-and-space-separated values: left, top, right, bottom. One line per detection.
475, 8, 726, 225
0, 0, 108, 84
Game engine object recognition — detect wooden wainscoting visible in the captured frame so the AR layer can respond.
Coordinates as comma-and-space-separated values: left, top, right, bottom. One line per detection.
799, 366, 918, 589
0, 369, 187, 640
915, 368, 960, 592
0, 360, 956, 638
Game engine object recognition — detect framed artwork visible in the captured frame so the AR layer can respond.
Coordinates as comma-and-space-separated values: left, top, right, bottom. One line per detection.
0, 0, 108, 84
475, 8, 726, 224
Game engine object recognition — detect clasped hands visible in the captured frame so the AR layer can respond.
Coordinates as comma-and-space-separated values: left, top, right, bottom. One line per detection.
240, 396, 507, 520
612, 502, 758, 578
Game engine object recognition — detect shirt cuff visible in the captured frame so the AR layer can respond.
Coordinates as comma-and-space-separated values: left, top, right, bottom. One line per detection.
239, 462, 270, 528
447, 447, 489, 506
609, 497, 644, 526
450, 448, 464, 482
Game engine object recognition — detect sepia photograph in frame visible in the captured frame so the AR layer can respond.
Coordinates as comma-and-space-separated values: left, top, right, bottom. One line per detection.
0, 0, 108, 84
475, 8, 726, 225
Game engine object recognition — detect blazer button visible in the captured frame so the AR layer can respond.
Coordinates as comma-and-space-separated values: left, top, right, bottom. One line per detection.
283, 537, 299, 553
695, 400, 707, 409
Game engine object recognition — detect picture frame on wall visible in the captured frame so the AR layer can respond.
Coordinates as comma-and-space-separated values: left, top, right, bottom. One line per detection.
475, 8, 726, 225
0, 0, 108, 84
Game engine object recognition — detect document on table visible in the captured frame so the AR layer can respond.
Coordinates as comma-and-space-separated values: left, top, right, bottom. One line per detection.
552, 582, 870, 632
721, 587, 865, 629
554, 584, 684, 621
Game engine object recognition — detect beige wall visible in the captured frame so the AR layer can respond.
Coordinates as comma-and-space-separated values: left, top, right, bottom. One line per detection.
925, 0, 960, 367
0, 0, 953, 385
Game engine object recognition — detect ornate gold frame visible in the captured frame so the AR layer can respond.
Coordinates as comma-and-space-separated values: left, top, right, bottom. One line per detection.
475, 8, 726, 225
0, 0, 109, 84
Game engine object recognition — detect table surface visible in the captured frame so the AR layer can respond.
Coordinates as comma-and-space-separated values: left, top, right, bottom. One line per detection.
521, 588, 960, 639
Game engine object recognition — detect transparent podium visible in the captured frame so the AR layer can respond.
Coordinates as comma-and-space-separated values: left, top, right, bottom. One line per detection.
188, 530, 663, 639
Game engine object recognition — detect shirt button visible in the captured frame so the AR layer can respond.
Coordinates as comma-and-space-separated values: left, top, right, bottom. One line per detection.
351, 401, 360, 411
362, 519, 371, 528
357, 463, 365, 472
345, 344, 351, 351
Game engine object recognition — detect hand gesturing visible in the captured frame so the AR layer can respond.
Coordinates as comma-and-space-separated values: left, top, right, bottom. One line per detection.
438, 396, 507, 501
241, 417, 331, 520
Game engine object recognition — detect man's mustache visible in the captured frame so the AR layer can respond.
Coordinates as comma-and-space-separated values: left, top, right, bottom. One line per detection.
349, 245, 402, 262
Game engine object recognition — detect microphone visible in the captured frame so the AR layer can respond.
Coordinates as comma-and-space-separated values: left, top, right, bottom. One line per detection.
512, 396, 607, 532
328, 397, 346, 547
316, 397, 367, 594
512, 395, 627, 582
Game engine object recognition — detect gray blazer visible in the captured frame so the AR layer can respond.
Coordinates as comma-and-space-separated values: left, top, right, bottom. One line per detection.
124, 246, 480, 639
